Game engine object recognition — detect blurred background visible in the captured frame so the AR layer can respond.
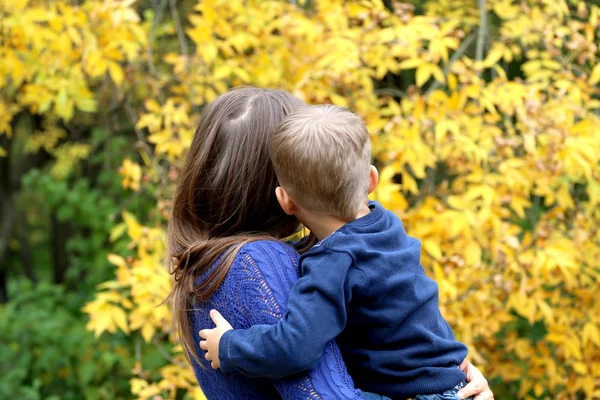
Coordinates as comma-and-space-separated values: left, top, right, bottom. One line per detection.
1, 0, 599, 399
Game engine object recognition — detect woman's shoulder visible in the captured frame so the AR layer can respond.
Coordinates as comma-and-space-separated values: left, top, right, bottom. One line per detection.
235, 239, 299, 270
222, 240, 300, 322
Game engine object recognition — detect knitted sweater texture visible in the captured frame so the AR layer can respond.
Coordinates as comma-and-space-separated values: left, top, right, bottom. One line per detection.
189, 240, 363, 400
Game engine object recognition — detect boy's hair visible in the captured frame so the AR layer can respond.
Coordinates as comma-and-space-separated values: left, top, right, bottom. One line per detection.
269, 105, 371, 221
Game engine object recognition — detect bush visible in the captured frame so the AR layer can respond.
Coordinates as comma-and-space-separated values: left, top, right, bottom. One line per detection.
0, 281, 133, 399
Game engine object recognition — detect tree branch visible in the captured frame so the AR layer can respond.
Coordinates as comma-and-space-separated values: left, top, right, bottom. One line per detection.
375, 87, 406, 98
17, 212, 37, 284
0, 133, 15, 278
169, 0, 199, 112
124, 98, 154, 159
51, 214, 70, 284
426, 32, 476, 96
169, 0, 189, 60
148, 0, 170, 77
0, 264, 7, 303
476, 0, 488, 73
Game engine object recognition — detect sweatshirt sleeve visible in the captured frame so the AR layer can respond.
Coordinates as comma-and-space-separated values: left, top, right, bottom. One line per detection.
219, 249, 354, 379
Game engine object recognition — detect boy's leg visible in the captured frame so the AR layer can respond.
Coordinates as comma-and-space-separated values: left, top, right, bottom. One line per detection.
361, 392, 392, 400
413, 381, 473, 400
413, 393, 457, 400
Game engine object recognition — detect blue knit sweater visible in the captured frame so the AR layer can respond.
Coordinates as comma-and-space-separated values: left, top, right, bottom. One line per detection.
189, 240, 363, 400
218, 201, 468, 398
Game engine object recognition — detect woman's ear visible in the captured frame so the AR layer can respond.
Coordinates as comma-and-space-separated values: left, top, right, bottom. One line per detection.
368, 165, 379, 194
275, 186, 298, 216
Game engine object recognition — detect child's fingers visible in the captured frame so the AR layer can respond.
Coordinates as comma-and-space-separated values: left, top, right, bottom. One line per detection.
204, 351, 213, 362
209, 309, 229, 327
199, 329, 210, 339
210, 361, 219, 370
199, 340, 208, 350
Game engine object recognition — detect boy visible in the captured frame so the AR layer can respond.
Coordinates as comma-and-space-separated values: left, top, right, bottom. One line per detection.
200, 105, 471, 400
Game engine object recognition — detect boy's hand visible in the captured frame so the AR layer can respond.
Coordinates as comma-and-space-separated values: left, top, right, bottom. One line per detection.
199, 309, 233, 370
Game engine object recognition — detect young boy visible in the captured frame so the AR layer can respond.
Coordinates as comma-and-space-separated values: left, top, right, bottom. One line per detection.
200, 105, 471, 400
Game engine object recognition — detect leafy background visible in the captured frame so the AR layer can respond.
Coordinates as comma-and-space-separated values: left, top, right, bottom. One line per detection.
1, 0, 599, 399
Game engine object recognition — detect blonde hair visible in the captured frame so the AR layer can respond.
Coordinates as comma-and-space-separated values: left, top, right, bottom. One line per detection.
269, 105, 371, 221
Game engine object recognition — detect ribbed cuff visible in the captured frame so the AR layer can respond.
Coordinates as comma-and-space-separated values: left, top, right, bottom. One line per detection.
218, 329, 235, 376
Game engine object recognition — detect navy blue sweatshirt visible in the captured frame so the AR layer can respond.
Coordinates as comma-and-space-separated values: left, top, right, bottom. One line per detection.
219, 201, 468, 398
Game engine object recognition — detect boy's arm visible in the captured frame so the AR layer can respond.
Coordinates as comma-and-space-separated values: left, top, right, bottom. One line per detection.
203, 250, 354, 379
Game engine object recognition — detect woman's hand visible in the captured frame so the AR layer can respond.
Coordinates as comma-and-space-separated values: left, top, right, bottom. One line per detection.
199, 309, 233, 369
456, 359, 494, 400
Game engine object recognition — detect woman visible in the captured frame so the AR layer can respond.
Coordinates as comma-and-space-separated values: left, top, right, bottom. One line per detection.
168, 87, 494, 400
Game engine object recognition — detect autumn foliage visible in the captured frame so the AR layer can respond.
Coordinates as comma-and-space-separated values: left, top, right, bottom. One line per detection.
1, 0, 600, 399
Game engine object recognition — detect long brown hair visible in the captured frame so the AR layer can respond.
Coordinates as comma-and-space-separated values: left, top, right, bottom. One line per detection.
168, 87, 306, 364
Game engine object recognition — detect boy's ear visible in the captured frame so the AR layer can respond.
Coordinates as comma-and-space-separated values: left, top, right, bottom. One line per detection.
368, 165, 379, 194
275, 186, 298, 216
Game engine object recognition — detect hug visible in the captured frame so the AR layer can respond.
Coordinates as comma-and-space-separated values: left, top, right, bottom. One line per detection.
168, 87, 494, 400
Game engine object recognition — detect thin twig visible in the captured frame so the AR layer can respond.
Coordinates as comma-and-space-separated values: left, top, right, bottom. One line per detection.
124, 99, 154, 158
375, 87, 406, 98
148, 0, 169, 77
154, 336, 187, 367
426, 33, 476, 95
123, 98, 171, 190
135, 333, 142, 365
455, 275, 495, 303
475, 0, 487, 76
169, 0, 200, 112
169, 0, 189, 59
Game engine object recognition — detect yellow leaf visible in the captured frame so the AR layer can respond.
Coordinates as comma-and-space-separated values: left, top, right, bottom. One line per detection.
109, 62, 125, 85
145, 99, 161, 113
398, 58, 423, 70
54, 88, 74, 121
401, 171, 418, 194
533, 383, 544, 397
122, 211, 142, 241
510, 195, 531, 218
557, 184, 575, 209
435, 120, 459, 143
76, 97, 97, 113
565, 336, 583, 360
465, 241, 481, 267
482, 46, 504, 68
588, 180, 600, 207
192, 387, 208, 400
113, 307, 130, 334
583, 323, 600, 346
141, 323, 155, 342
573, 362, 588, 374
492, 64, 507, 80
423, 239, 443, 260
107, 253, 127, 268
97, 281, 121, 290
589, 64, 600, 85
591, 5, 599, 28
109, 222, 127, 242
416, 64, 433, 87
431, 64, 445, 84
447, 73, 458, 91
537, 299, 554, 323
